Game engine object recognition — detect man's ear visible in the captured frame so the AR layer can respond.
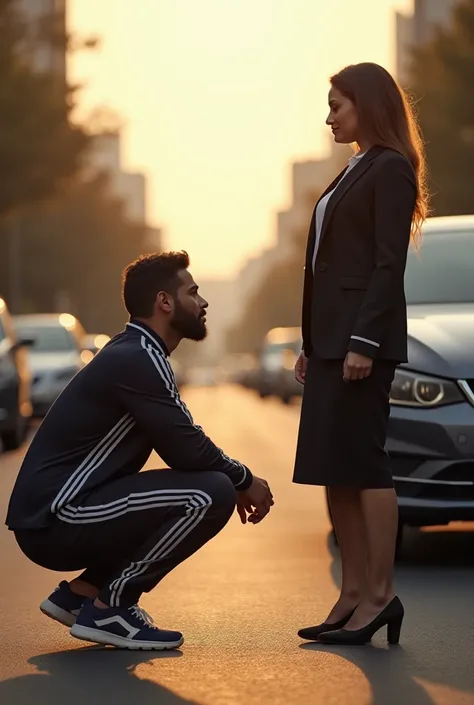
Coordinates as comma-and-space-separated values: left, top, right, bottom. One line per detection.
156, 291, 173, 314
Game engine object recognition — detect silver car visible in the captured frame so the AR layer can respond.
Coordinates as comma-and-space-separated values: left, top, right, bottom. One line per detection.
13, 314, 87, 416
258, 327, 303, 404
326, 215, 474, 553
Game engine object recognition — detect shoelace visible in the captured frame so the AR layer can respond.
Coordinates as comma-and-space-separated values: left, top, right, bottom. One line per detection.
130, 605, 157, 629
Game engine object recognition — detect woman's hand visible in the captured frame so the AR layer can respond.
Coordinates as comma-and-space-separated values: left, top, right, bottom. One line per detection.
295, 352, 308, 384
343, 352, 373, 381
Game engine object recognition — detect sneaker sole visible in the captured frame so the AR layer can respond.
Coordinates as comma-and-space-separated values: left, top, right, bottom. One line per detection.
69, 623, 184, 650
40, 598, 77, 628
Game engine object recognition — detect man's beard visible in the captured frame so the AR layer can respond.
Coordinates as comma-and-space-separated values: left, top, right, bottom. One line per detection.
171, 301, 207, 341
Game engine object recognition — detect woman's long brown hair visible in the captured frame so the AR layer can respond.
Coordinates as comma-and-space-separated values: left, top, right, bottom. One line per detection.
330, 62, 429, 247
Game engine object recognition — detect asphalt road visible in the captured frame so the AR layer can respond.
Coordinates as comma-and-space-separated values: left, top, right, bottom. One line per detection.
0, 384, 473, 705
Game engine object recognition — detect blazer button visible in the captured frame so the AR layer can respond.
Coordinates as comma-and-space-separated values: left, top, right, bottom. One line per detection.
318, 262, 328, 272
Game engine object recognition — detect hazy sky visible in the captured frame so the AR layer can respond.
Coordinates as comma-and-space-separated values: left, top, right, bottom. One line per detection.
68, 0, 411, 279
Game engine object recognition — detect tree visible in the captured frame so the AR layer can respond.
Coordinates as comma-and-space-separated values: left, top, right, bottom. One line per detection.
0, 0, 88, 221
409, 0, 474, 215
0, 174, 152, 335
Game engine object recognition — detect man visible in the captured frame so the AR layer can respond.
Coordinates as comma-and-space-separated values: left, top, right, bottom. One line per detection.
6, 251, 273, 650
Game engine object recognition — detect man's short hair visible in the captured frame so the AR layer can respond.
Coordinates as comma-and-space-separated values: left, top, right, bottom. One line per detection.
122, 251, 190, 318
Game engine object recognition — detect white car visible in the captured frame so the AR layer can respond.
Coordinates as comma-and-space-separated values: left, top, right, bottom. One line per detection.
13, 313, 87, 416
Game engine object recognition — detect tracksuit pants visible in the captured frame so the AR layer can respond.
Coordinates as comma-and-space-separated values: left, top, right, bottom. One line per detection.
15, 469, 236, 607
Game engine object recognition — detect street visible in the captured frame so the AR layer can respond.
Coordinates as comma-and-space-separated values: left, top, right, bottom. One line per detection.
0, 384, 473, 705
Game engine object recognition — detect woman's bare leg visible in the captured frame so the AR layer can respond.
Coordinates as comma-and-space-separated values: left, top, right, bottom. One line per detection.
344, 487, 398, 629
324, 486, 367, 623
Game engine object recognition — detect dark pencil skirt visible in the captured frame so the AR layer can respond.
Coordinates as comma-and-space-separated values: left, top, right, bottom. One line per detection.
293, 356, 397, 489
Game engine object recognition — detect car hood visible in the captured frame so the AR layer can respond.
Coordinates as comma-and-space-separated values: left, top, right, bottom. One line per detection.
405, 303, 474, 379
27, 350, 81, 373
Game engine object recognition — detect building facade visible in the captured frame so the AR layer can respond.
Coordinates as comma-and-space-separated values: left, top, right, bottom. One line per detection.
236, 140, 350, 311
395, 0, 459, 86
413, 0, 459, 44
18, 0, 67, 78
87, 131, 150, 227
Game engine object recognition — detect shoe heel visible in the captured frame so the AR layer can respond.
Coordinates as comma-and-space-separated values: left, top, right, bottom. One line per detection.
387, 615, 403, 644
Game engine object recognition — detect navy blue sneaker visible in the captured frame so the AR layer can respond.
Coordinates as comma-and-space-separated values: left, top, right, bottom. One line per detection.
40, 581, 91, 627
70, 603, 184, 650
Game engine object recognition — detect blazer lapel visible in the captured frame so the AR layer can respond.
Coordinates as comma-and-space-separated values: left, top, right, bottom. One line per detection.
317, 166, 348, 202
304, 207, 317, 270
305, 165, 348, 270
317, 146, 383, 252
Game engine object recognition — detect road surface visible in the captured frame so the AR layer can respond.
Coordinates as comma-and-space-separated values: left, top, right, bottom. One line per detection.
1, 385, 473, 705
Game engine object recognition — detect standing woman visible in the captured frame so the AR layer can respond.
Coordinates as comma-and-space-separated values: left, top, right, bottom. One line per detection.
294, 63, 429, 645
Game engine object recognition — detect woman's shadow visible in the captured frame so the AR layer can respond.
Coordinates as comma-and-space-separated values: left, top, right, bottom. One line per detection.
0, 646, 200, 705
304, 526, 474, 705
300, 641, 434, 705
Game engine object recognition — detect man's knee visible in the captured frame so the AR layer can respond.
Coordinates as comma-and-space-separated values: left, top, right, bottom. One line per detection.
198, 472, 237, 517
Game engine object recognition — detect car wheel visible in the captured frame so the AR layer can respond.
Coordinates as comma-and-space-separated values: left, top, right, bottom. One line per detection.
1, 412, 27, 451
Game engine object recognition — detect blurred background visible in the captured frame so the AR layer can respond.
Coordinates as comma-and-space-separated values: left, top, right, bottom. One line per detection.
1, 4, 474, 702
1, 0, 473, 436
0, 0, 470, 375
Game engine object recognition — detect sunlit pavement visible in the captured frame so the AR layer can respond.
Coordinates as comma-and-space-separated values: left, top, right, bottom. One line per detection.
1, 385, 473, 705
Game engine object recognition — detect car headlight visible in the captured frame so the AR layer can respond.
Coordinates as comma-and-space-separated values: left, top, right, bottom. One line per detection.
390, 369, 464, 408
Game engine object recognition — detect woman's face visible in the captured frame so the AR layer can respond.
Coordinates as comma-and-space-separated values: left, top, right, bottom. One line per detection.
326, 86, 359, 144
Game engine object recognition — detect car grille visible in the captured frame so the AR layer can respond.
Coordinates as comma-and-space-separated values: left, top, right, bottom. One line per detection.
458, 379, 474, 407
436, 462, 474, 483
419, 477, 474, 502
394, 461, 474, 501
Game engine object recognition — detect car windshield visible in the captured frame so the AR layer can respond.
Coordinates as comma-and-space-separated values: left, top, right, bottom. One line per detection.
14, 324, 75, 352
405, 229, 474, 304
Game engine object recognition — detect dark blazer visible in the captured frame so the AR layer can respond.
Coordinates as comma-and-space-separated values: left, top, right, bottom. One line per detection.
301, 146, 417, 362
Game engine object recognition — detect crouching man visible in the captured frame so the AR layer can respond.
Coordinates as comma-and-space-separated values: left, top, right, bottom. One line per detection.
6, 251, 273, 650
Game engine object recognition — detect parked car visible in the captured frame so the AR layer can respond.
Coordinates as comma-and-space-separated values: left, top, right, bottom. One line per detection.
0, 298, 33, 450
231, 354, 261, 391
13, 313, 87, 416
325, 215, 474, 551
258, 327, 303, 403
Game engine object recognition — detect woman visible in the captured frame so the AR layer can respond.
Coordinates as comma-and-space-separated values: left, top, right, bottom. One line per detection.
293, 62, 429, 645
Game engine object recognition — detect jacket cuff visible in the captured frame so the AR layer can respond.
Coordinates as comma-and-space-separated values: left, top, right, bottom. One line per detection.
234, 467, 253, 491
348, 335, 380, 359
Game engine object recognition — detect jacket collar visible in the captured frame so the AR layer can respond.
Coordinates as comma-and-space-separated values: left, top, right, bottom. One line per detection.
315, 145, 386, 253
317, 145, 385, 202
126, 319, 169, 356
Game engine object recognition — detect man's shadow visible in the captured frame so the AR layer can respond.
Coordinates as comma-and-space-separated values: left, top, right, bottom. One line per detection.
0, 646, 200, 705
312, 526, 474, 705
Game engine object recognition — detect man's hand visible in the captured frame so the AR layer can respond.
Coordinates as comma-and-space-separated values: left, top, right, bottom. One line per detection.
343, 351, 373, 381
295, 352, 308, 385
236, 476, 274, 525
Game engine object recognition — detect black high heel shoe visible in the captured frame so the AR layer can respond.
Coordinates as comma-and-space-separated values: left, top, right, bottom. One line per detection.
298, 606, 357, 641
318, 596, 404, 646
